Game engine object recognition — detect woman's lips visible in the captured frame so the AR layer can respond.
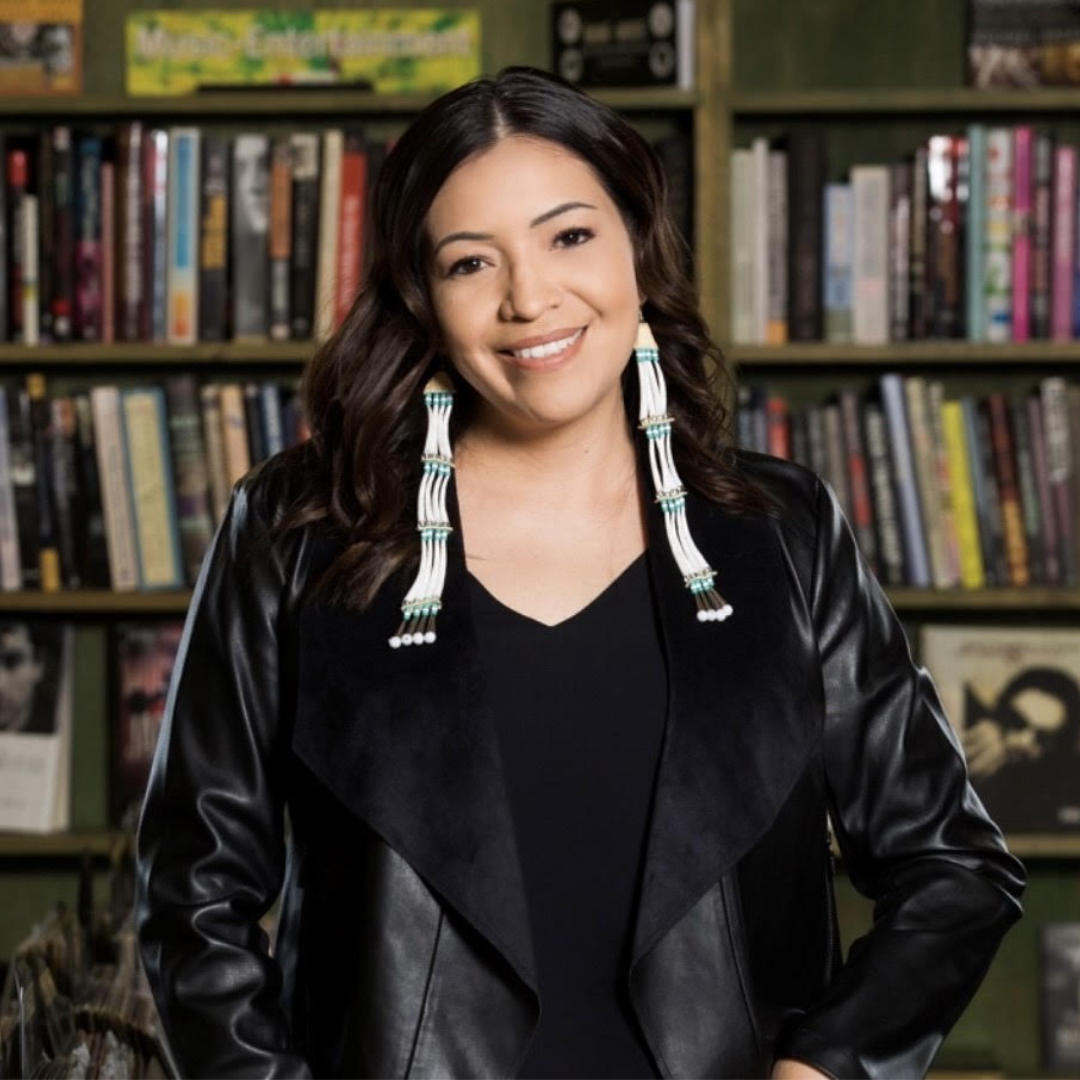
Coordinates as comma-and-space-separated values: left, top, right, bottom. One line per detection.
499, 326, 587, 371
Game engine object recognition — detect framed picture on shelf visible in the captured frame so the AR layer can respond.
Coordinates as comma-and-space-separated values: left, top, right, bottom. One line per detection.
921, 625, 1080, 856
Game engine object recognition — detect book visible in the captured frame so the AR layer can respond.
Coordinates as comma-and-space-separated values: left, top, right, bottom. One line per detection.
231, 133, 270, 340
109, 620, 184, 829
166, 126, 200, 345
0, 621, 75, 833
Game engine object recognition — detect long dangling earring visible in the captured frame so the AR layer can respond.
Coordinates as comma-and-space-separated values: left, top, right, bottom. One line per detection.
388, 371, 456, 648
635, 311, 733, 623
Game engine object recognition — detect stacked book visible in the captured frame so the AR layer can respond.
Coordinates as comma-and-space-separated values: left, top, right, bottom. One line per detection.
731, 126, 1080, 345
0, 124, 387, 346
738, 374, 1080, 591
0, 372, 308, 593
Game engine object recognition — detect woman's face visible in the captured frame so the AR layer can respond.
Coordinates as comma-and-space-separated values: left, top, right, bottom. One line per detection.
424, 134, 644, 438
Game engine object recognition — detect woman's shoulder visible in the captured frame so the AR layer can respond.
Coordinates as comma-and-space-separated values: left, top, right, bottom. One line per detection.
727, 446, 820, 541
233, 438, 323, 527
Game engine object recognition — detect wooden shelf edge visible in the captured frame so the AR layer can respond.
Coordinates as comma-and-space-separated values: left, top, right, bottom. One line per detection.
0, 342, 314, 364
0, 830, 129, 857
728, 342, 1080, 364
730, 87, 1080, 115
0, 590, 192, 614
0, 87, 698, 117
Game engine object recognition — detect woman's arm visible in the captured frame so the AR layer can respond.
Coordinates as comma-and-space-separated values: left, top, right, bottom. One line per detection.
773, 475, 1027, 1079
135, 465, 312, 1078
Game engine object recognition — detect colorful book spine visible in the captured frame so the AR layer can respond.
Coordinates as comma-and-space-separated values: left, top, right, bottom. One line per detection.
851, 165, 889, 344
1052, 145, 1077, 340
90, 384, 140, 592
121, 386, 185, 590
909, 146, 929, 338
0, 385, 20, 589
164, 374, 214, 587
116, 122, 144, 341
7, 148, 27, 342
289, 133, 320, 340
101, 161, 115, 343
985, 127, 1013, 342
822, 183, 853, 344
166, 127, 201, 345
314, 129, 343, 342
51, 127, 74, 341
199, 383, 230, 528
74, 136, 103, 342
232, 133, 270, 340
26, 374, 60, 592
37, 131, 54, 342
880, 373, 930, 586
1011, 125, 1033, 342
198, 134, 229, 342
269, 136, 293, 342
889, 160, 911, 342
941, 399, 985, 589
1031, 130, 1055, 339
218, 383, 251, 488
260, 383, 284, 458
987, 390, 1030, 586
21, 194, 38, 346
73, 392, 112, 589
143, 128, 169, 342
1028, 391, 1060, 585
966, 124, 987, 341
765, 148, 788, 345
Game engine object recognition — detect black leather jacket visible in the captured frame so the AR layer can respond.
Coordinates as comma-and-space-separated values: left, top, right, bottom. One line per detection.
135, 439, 1026, 1079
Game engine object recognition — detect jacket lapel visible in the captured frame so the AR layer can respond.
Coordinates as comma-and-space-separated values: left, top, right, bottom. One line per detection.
291, 446, 819, 1011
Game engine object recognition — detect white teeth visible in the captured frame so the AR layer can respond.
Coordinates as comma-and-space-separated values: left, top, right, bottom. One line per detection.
508, 327, 584, 360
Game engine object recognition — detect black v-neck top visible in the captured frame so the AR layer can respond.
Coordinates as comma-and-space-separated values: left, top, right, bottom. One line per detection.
466, 550, 667, 1079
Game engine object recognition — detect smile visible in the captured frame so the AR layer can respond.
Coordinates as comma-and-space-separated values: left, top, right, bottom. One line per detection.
500, 326, 587, 370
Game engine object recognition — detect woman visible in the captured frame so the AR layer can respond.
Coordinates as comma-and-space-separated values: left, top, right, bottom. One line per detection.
135, 65, 1026, 1079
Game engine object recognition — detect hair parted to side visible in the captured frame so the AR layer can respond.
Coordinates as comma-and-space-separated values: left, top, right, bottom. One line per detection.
266, 63, 782, 614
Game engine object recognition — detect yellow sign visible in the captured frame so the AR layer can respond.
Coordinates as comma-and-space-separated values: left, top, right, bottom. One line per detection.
126, 9, 481, 96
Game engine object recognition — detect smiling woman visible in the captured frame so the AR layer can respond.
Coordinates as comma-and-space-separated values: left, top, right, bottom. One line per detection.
135, 63, 1026, 1080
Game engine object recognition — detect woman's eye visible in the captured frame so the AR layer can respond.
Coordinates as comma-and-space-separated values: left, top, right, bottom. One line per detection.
446, 226, 595, 278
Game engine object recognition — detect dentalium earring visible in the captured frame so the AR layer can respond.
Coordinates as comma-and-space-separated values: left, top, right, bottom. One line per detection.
388, 370, 456, 648
635, 310, 733, 623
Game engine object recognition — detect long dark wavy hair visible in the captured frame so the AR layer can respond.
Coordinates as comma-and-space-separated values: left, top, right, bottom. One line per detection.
268, 64, 782, 614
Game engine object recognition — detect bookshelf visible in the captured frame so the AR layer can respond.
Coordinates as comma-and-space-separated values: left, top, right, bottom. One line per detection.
721, 1, 1080, 1076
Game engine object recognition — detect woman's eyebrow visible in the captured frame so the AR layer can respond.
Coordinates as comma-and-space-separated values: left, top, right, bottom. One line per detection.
432, 201, 598, 256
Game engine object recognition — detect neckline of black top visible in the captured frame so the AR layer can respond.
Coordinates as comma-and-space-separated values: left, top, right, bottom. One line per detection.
464, 547, 650, 630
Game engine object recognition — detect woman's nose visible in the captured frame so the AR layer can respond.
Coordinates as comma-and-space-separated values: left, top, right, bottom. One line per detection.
499, 261, 560, 321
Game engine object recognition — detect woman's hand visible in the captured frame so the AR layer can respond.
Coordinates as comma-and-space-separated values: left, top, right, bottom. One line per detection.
771, 1057, 832, 1079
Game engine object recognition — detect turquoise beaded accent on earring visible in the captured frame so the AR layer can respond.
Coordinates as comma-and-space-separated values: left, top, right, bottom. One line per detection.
389, 371, 456, 648
634, 314, 733, 623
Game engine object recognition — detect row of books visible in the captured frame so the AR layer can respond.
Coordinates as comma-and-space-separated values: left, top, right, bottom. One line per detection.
0, 373, 309, 594
0, 121, 692, 349
738, 374, 1080, 591
0, 123, 388, 347
731, 126, 1080, 346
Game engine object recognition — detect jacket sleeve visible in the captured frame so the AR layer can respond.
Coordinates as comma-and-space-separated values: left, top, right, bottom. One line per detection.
774, 475, 1027, 1080
135, 467, 313, 1079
